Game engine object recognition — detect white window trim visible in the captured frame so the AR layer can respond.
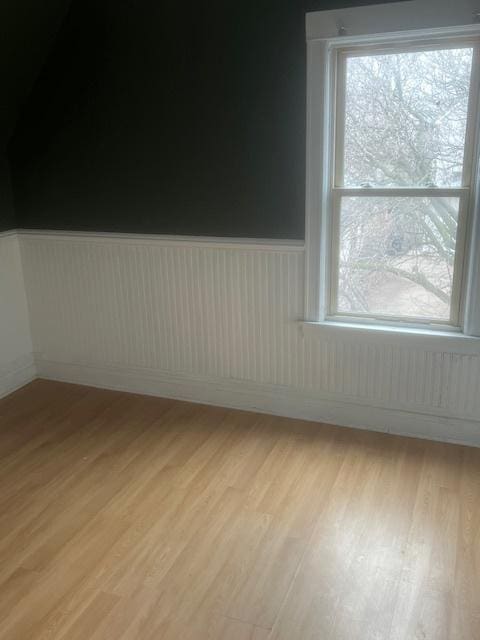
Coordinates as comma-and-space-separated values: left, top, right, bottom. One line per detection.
304, 0, 480, 341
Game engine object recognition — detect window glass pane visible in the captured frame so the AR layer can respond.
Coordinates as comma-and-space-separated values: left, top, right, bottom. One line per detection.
343, 47, 474, 187
337, 196, 460, 320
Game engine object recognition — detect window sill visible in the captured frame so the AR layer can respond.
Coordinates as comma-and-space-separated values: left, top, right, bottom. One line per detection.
300, 321, 480, 355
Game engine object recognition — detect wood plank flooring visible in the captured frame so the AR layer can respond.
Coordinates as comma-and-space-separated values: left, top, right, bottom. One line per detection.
0, 379, 479, 639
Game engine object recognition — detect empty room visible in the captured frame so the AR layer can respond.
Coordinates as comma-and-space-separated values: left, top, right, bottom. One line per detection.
1, 0, 480, 638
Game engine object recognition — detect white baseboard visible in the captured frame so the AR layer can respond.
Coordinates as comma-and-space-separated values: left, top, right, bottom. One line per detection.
0, 355, 36, 400
35, 359, 480, 448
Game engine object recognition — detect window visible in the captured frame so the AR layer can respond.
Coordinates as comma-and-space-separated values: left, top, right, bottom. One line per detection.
332, 42, 477, 326
306, 5, 480, 336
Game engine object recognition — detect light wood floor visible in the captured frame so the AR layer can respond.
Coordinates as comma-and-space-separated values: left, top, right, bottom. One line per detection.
0, 380, 479, 640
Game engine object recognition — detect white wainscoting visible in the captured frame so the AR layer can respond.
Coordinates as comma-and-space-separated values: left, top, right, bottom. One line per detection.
18, 230, 480, 446
0, 232, 35, 398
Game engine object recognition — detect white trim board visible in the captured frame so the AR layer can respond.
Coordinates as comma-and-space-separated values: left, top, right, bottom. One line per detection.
18, 229, 305, 252
301, 321, 480, 355
35, 359, 480, 448
0, 230, 17, 239
0, 355, 36, 400
306, 1, 480, 41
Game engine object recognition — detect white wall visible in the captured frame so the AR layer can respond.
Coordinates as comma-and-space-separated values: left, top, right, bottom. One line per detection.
0, 232, 35, 398
18, 230, 480, 447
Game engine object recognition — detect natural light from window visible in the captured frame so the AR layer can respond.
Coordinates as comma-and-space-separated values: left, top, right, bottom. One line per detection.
332, 45, 476, 324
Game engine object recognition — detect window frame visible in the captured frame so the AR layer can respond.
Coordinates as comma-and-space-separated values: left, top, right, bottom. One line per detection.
305, 17, 480, 338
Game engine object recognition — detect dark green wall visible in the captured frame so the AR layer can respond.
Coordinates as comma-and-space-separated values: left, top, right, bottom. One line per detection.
0, 156, 15, 232
9, 0, 402, 238
0, 0, 70, 231
0, 0, 71, 144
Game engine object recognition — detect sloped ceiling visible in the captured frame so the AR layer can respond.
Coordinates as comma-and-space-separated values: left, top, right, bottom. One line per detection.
0, 0, 71, 146
0, 0, 404, 149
